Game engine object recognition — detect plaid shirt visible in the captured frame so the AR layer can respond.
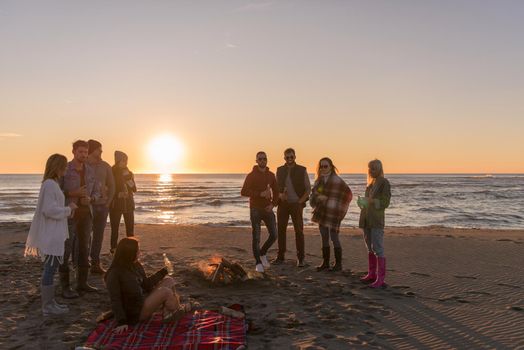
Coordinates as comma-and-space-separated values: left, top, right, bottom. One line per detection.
310, 173, 352, 231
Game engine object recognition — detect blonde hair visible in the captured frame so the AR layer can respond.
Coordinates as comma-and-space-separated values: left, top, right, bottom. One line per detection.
367, 159, 384, 186
42, 154, 68, 182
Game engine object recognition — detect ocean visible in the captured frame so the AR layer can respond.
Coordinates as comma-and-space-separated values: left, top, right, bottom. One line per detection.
0, 174, 523, 229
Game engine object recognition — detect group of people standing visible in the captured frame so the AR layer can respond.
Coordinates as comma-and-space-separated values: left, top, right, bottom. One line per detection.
24, 142, 390, 324
25, 140, 137, 316
241, 148, 391, 289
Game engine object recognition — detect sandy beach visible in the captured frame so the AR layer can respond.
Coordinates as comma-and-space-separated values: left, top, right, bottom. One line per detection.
0, 223, 523, 349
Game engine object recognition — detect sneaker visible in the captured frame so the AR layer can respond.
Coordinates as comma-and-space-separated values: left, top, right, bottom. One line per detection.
43, 302, 69, 316
296, 259, 305, 268
255, 264, 265, 273
260, 255, 270, 268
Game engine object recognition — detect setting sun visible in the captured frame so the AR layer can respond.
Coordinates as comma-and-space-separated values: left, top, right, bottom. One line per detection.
147, 134, 185, 173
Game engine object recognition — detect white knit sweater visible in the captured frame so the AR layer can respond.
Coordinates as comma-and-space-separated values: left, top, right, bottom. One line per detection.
25, 179, 71, 261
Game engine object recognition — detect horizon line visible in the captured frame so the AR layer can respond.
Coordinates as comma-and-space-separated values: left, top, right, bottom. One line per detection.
1, 172, 523, 176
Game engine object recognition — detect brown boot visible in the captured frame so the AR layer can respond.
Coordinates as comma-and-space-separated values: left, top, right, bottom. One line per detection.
77, 267, 98, 294
59, 271, 79, 299
316, 247, 330, 271
90, 263, 106, 274
329, 247, 342, 272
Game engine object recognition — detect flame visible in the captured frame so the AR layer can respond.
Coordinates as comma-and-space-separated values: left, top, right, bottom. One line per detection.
197, 255, 223, 277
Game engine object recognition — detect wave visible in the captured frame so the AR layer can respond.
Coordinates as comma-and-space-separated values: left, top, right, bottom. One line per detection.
0, 206, 35, 214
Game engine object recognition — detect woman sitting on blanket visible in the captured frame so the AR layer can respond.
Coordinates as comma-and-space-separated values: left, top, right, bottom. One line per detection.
105, 237, 191, 334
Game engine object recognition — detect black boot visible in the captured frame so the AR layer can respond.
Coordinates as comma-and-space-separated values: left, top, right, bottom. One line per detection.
316, 247, 330, 271
77, 267, 98, 294
330, 247, 342, 272
59, 271, 79, 299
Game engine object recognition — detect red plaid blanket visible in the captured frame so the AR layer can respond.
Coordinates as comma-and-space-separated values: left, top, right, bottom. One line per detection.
85, 307, 247, 350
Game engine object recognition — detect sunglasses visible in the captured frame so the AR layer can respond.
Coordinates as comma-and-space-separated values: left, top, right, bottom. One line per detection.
320, 164, 330, 169
257, 157, 267, 161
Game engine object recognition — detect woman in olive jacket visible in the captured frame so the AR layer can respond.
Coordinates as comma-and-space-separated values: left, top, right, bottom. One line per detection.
358, 159, 391, 288
105, 237, 189, 334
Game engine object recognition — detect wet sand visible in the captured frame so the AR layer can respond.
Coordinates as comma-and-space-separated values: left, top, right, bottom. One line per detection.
0, 223, 523, 349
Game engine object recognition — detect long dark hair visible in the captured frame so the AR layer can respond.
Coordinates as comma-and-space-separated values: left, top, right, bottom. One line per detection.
315, 157, 338, 180
110, 237, 139, 268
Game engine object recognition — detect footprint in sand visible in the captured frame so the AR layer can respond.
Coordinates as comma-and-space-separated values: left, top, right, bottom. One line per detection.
228, 247, 247, 253
466, 291, 492, 296
190, 247, 208, 252
439, 295, 469, 303
391, 285, 410, 289
508, 306, 523, 312
410, 272, 430, 277
497, 283, 521, 289
453, 275, 477, 279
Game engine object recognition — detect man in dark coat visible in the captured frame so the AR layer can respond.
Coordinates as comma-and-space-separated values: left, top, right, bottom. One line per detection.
274, 148, 311, 267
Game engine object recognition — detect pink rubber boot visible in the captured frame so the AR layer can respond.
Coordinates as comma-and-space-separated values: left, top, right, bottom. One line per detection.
370, 257, 386, 288
360, 252, 377, 282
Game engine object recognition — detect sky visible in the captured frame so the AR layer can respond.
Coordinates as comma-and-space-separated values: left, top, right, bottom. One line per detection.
1, 0, 523, 174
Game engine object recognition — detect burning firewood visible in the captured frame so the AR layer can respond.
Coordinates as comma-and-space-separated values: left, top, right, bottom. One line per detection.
203, 257, 249, 285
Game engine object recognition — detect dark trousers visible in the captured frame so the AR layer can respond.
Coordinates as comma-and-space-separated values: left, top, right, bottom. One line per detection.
250, 207, 277, 264
110, 209, 135, 250
60, 214, 92, 273
90, 204, 109, 264
277, 201, 305, 260
319, 225, 341, 248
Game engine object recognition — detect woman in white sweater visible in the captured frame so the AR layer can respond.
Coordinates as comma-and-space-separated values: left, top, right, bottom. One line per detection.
25, 154, 78, 316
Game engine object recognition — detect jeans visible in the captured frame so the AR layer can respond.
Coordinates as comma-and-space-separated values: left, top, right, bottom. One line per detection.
110, 209, 135, 251
363, 228, 385, 257
277, 201, 305, 260
250, 208, 277, 264
319, 225, 341, 249
60, 214, 92, 273
42, 256, 59, 286
90, 205, 109, 264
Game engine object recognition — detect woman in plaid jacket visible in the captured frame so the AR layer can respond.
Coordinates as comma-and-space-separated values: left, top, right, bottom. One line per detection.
310, 158, 352, 272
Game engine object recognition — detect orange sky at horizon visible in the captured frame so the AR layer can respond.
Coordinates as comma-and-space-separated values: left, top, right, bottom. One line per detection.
0, 130, 522, 175
1, 2, 523, 174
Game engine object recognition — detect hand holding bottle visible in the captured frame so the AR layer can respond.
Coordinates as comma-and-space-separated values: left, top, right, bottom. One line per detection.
163, 253, 174, 275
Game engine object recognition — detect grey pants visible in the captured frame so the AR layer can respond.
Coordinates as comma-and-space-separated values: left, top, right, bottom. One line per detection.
363, 228, 384, 257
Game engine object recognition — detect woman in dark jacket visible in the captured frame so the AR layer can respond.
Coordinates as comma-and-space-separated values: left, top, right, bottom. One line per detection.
358, 159, 391, 288
110, 151, 137, 254
105, 237, 190, 334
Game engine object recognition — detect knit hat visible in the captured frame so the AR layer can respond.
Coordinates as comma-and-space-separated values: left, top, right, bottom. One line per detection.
114, 150, 128, 164
87, 139, 102, 155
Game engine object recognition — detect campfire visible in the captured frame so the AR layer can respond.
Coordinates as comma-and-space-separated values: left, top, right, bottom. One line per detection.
199, 256, 249, 285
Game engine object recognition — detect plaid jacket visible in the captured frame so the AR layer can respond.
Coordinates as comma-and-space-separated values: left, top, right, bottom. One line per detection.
310, 173, 352, 231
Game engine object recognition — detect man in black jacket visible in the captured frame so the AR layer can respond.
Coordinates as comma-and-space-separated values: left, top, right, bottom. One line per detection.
274, 148, 311, 267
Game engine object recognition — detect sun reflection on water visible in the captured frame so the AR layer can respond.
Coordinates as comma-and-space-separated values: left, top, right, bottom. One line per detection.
159, 173, 173, 183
